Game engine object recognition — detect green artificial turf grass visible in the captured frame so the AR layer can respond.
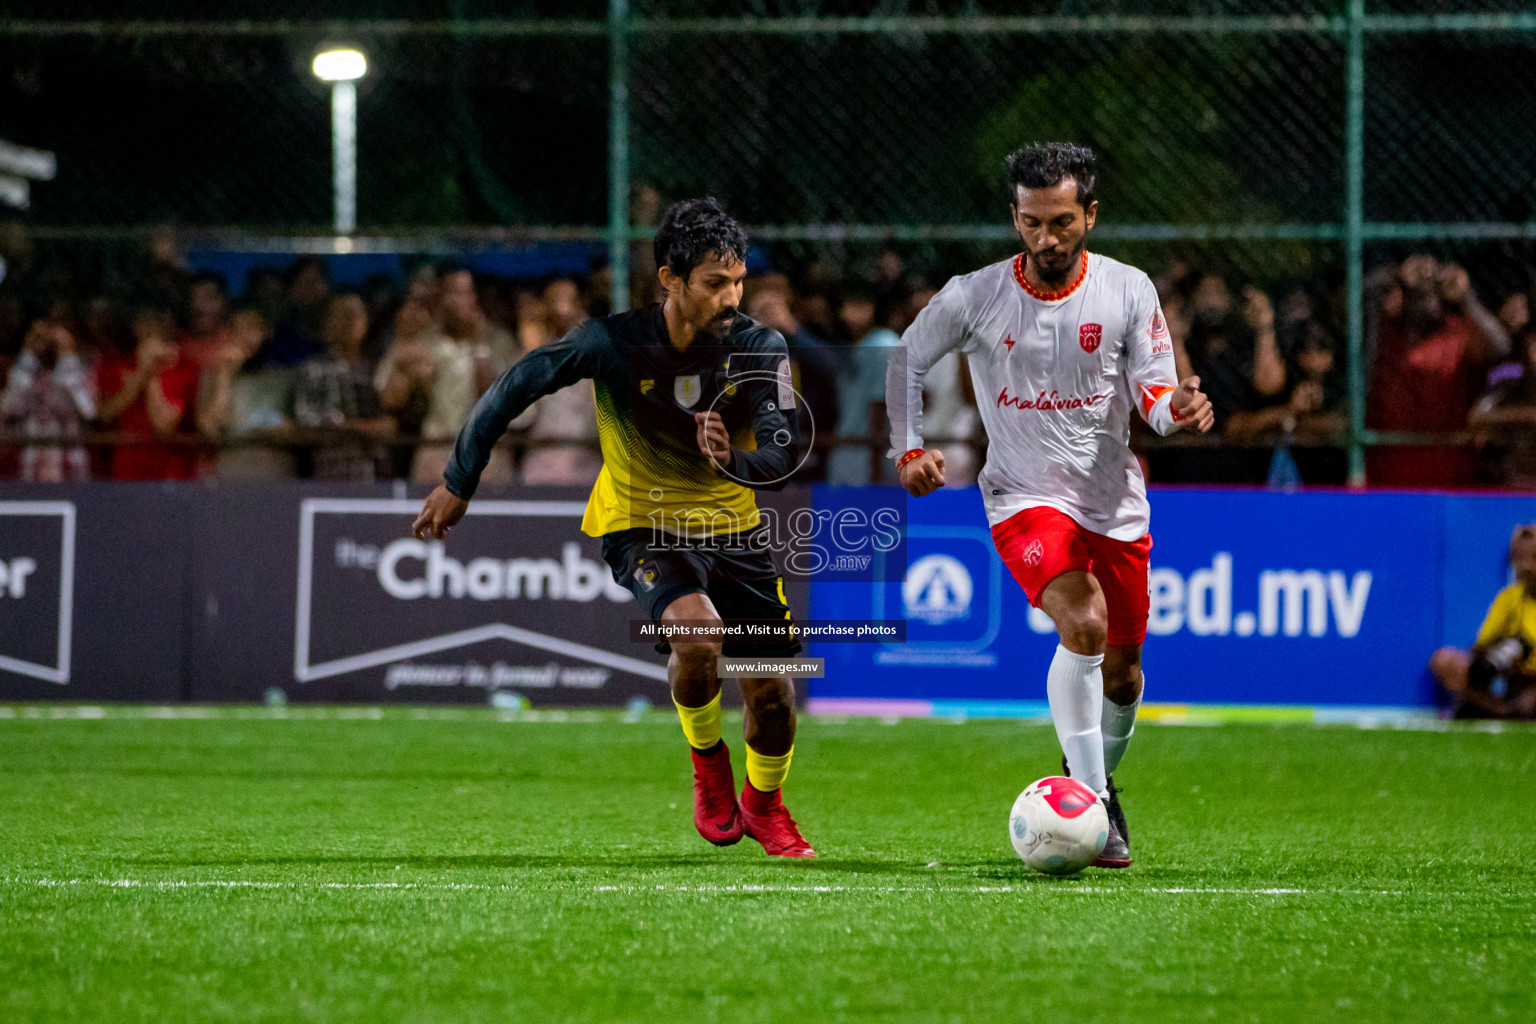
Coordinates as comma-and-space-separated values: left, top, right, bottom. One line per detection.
1, 711, 1534, 1023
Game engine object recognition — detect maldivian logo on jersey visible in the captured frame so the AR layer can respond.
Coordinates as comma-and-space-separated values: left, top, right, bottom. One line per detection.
1079, 322, 1102, 353
674, 375, 701, 408
997, 387, 1111, 413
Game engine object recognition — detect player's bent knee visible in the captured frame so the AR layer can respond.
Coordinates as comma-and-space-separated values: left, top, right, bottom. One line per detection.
1429, 647, 1469, 689
671, 637, 723, 679
674, 637, 724, 660
1428, 647, 1464, 673
744, 684, 793, 722
1057, 607, 1109, 655
1428, 647, 1466, 678
741, 673, 794, 706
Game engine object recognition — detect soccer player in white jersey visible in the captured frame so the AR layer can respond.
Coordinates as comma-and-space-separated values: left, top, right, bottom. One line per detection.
887, 143, 1214, 867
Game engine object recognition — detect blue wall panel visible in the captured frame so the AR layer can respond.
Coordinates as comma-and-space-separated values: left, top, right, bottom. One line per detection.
811, 486, 1527, 707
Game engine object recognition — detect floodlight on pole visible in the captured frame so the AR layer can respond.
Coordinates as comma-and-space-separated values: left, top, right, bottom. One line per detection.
312, 49, 367, 235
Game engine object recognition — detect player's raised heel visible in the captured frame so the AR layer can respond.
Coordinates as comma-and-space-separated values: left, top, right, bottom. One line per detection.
1103, 776, 1130, 846
691, 742, 744, 846
1094, 817, 1132, 868
1060, 757, 1134, 868
1093, 778, 1132, 868
739, 784, 816, 858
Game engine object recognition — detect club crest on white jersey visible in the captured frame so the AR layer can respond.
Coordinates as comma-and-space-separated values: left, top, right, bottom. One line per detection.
889, 251, 1182, 541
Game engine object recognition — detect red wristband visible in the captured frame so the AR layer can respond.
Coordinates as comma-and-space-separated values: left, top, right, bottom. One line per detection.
896, 448, 925, 470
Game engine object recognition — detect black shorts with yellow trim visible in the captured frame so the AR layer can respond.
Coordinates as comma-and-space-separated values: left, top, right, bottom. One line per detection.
600, 527, 802, 658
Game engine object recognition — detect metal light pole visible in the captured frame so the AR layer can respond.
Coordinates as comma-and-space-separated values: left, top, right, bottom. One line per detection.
311, 48, 367, 235
607, 0, 630, 313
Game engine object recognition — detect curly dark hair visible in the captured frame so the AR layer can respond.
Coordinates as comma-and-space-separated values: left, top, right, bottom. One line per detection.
1005, 142, 1098, 210
652, 197, 749, 284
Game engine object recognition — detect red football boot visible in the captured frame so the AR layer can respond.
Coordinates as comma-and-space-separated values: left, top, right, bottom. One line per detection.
739, 784, 816, 858
691, 742, 745, 846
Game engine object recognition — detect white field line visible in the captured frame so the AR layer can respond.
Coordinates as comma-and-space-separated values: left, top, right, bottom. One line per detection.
4, 878, 512, 891
0, 877, 1415, 897
4, 705, 1532, 732
0, 706, 620, 723
589, 884, 1403, 896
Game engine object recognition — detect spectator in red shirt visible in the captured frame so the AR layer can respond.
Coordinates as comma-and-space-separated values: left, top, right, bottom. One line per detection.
98, 308, 201, 480
179, 271, 231, 373
1366, 256, 1509, 486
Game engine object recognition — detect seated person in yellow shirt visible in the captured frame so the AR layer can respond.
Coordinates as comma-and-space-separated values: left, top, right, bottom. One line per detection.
1430, 524, 1536, 719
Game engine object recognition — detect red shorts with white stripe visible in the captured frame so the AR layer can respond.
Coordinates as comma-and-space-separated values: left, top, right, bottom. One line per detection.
990, 506, 1153, 648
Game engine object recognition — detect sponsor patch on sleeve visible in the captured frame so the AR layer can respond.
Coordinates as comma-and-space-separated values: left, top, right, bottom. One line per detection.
1139, 383, 1174, 417
777, 357, 796, 409
1150, 309, 1170, 341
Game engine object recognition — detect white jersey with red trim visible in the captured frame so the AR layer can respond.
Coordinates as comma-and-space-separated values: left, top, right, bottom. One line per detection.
887, 250, 1182, 541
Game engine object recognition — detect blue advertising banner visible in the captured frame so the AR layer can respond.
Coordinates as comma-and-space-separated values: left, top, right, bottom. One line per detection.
3, 481, 1531, 709
811, 486, 1534, 709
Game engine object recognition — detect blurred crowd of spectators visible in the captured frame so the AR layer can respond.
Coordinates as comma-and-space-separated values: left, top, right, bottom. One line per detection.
1, 224, 1532, 490
0, 228, 603, 486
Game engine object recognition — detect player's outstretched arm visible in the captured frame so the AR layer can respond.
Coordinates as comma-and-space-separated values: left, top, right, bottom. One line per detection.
440, 320, 611, 503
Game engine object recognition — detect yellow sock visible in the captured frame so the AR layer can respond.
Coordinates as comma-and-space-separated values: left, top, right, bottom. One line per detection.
673, 691, 722, 750
745, 744, 793, 792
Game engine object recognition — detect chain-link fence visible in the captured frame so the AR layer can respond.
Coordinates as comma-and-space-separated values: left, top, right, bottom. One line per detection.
1, 3, 1533, 484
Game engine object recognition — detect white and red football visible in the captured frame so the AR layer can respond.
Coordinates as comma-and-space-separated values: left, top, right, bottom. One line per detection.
1008, 776, 1109, 875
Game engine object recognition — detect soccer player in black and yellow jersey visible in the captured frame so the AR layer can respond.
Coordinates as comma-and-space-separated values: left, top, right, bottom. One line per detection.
413, 198, 814, 857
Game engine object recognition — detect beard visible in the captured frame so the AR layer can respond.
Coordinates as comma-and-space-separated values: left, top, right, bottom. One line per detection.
1027, 239, 1085, 286
698, 308, 738, 340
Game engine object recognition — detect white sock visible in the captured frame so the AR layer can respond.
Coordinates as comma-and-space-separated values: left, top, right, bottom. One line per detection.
1102, 692, 1141, 776
1047, 644, 1106, 795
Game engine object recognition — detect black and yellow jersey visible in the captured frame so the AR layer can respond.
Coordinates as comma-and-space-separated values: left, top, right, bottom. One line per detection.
443, 304, 802, 538
1477, 583, 1536, 676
